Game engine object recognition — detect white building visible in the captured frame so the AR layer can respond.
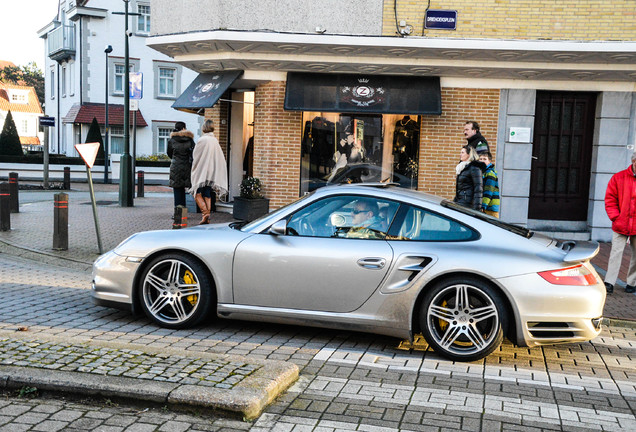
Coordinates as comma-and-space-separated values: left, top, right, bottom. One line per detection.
37, 0, 200, 160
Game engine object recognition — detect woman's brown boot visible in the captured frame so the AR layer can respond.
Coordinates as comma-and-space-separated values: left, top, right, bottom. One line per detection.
194, 194, 210, 224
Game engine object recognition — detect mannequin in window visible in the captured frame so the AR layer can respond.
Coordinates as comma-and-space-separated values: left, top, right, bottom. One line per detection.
307, 116, 335, 177
393, 115, 419, 174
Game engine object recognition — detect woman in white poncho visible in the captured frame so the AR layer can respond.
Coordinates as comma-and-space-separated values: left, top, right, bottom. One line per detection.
189, 119, 228, 224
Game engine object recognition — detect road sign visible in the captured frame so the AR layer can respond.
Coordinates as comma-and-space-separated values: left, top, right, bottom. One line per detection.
75, 142, 101, 169
425, 10, 457, 30
129, 99, 139, 111
39, 116, 55, 127
130, 72, 143, 99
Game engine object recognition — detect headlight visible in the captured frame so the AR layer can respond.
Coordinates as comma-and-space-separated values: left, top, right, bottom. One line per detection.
113, 233, 139, 254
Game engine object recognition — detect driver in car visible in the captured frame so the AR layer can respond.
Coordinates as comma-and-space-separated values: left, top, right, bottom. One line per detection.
345, 199, 387, 239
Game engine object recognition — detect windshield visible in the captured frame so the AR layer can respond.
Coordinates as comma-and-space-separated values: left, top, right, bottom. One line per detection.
441, 200, 533, 238
238, 193, 313, 232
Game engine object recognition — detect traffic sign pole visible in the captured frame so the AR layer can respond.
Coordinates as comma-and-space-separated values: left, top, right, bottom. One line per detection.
75, 143, 103, 254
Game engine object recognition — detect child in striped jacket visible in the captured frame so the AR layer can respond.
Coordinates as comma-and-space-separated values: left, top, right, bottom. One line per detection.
479, 152, 500, 218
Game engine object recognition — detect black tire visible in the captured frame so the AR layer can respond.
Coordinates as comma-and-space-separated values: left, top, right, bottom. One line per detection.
138, 253, 214, 329
420, 276, 505, 362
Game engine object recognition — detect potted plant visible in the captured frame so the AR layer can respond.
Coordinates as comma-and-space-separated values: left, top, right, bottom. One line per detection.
233, 176, 270, 221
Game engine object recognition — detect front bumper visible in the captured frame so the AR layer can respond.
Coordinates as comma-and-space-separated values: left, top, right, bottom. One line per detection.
91, 250, 141, 309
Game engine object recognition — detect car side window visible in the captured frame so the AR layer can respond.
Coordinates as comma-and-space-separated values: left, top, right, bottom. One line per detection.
388, 205, 476, 241
285, 195, 399, 239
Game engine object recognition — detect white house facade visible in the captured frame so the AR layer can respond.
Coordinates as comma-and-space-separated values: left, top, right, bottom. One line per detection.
0, 83, 44, 150
37, 0, 200, 160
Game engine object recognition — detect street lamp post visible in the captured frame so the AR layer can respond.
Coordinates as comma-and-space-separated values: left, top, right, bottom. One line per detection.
104, 45, 113, 184
118, 0, 134, 206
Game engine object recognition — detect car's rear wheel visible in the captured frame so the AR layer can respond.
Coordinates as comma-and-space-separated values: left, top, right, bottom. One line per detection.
420, 277, 505, 362
139, 253, 213, 329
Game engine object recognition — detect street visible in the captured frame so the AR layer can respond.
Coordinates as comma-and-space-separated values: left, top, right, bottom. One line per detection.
0, 252, 634, 431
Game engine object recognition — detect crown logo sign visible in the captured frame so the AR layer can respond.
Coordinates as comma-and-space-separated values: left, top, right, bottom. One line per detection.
358, 78, 370, 83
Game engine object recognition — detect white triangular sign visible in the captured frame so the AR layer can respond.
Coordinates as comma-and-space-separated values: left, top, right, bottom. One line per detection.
75, 142, 101, 169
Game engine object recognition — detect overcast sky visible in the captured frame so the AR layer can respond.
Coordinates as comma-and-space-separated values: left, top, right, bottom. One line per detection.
0, 0, 59, 70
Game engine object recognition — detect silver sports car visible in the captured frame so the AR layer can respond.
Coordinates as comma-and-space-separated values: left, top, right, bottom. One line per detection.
92, 184, 605, 361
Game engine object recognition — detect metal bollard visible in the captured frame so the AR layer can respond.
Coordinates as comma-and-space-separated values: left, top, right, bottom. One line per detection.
63, 167, 71, 190
172, 206, 187, 229
8, 172, 19, 213
0, 183, 10, 231
53, 192, 69, 250
137, 170, 144, 197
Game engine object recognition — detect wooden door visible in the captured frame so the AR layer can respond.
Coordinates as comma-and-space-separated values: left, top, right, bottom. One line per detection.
528, 92, 596, 221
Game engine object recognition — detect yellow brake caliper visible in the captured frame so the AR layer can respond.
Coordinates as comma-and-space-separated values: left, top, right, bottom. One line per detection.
183, 270, 198, 306
439, 300, 448, 331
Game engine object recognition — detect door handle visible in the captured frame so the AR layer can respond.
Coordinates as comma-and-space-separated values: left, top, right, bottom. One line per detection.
357, 257, 386, 269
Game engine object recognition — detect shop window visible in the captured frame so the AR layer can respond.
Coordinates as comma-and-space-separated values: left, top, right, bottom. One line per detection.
300, 112, 420, 195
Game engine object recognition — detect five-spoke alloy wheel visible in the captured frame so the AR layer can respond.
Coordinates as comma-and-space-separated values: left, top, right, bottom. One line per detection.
420, 277, 505, 362
139, 253, 213, 329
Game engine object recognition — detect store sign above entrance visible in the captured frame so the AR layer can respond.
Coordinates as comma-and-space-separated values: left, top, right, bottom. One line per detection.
425, 10, 457, 30
284, 73, 441, 115
172, 70, 243, 114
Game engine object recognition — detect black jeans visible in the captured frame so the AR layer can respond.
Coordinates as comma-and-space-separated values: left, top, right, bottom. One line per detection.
173, 187, 186, 207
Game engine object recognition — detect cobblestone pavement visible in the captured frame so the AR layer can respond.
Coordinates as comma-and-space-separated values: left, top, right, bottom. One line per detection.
0, 338, 260, 388
0, 390, 251, 431
0, 253, 634, 431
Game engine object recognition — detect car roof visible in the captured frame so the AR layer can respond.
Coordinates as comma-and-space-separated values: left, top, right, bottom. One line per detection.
314, 183, 445, 205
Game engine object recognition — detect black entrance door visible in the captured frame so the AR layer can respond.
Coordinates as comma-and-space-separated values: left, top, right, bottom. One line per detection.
528, 91, 596, 221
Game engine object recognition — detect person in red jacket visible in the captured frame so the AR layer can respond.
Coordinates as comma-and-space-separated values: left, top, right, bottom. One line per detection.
604, 153, 636, 294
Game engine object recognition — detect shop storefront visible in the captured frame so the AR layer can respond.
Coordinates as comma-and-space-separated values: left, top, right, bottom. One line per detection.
284, 73, 440, 195
173, 71, 444, 201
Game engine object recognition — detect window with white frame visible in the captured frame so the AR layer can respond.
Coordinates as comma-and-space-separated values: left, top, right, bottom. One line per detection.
50, 69, 55, 98
158, 67, 175, 97
69, 62, 75, 96
10, 93, 27, 103
110, 126, 124, 154
157, 127, 171, 154
61, 66, 67, 97
114, 64, 125, 94
110, 60, 139, 96
153, 61, 181, 99
20, 120, 29, 135
137, 3, 150, 34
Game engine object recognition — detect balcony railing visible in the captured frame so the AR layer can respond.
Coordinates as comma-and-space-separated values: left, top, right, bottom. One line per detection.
48, 25, 75, 61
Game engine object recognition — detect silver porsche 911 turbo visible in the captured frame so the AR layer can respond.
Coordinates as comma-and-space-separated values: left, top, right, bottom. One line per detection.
92, 183, 605, 361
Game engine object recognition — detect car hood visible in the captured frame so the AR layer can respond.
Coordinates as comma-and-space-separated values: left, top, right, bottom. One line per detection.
111, 222, 237, 258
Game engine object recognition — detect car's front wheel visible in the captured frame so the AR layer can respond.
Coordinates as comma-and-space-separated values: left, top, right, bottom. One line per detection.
420, 277, 505, 362
139, 253, 214, 329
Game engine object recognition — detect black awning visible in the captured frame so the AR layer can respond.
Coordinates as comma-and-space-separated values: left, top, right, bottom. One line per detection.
284, 72, 441, 115
172, 70, 243, 114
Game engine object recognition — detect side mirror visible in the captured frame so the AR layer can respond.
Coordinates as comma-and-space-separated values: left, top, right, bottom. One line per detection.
268, 219, 287, 236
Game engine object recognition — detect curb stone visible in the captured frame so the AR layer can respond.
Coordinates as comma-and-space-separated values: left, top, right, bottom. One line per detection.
0, 332, 299, 420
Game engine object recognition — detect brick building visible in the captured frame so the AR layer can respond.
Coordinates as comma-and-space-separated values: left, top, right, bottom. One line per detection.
148, 0, 636, 241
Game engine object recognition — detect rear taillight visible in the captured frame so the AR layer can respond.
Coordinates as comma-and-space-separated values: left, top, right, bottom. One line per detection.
538, 264, 598, 286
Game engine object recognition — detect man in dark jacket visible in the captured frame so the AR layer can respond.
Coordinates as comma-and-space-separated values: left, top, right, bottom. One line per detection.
604, 152, 636, 294
464, 121, 490, 154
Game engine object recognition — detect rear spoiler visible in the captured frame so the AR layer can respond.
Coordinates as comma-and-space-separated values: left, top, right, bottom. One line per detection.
557, 240, 600, 263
